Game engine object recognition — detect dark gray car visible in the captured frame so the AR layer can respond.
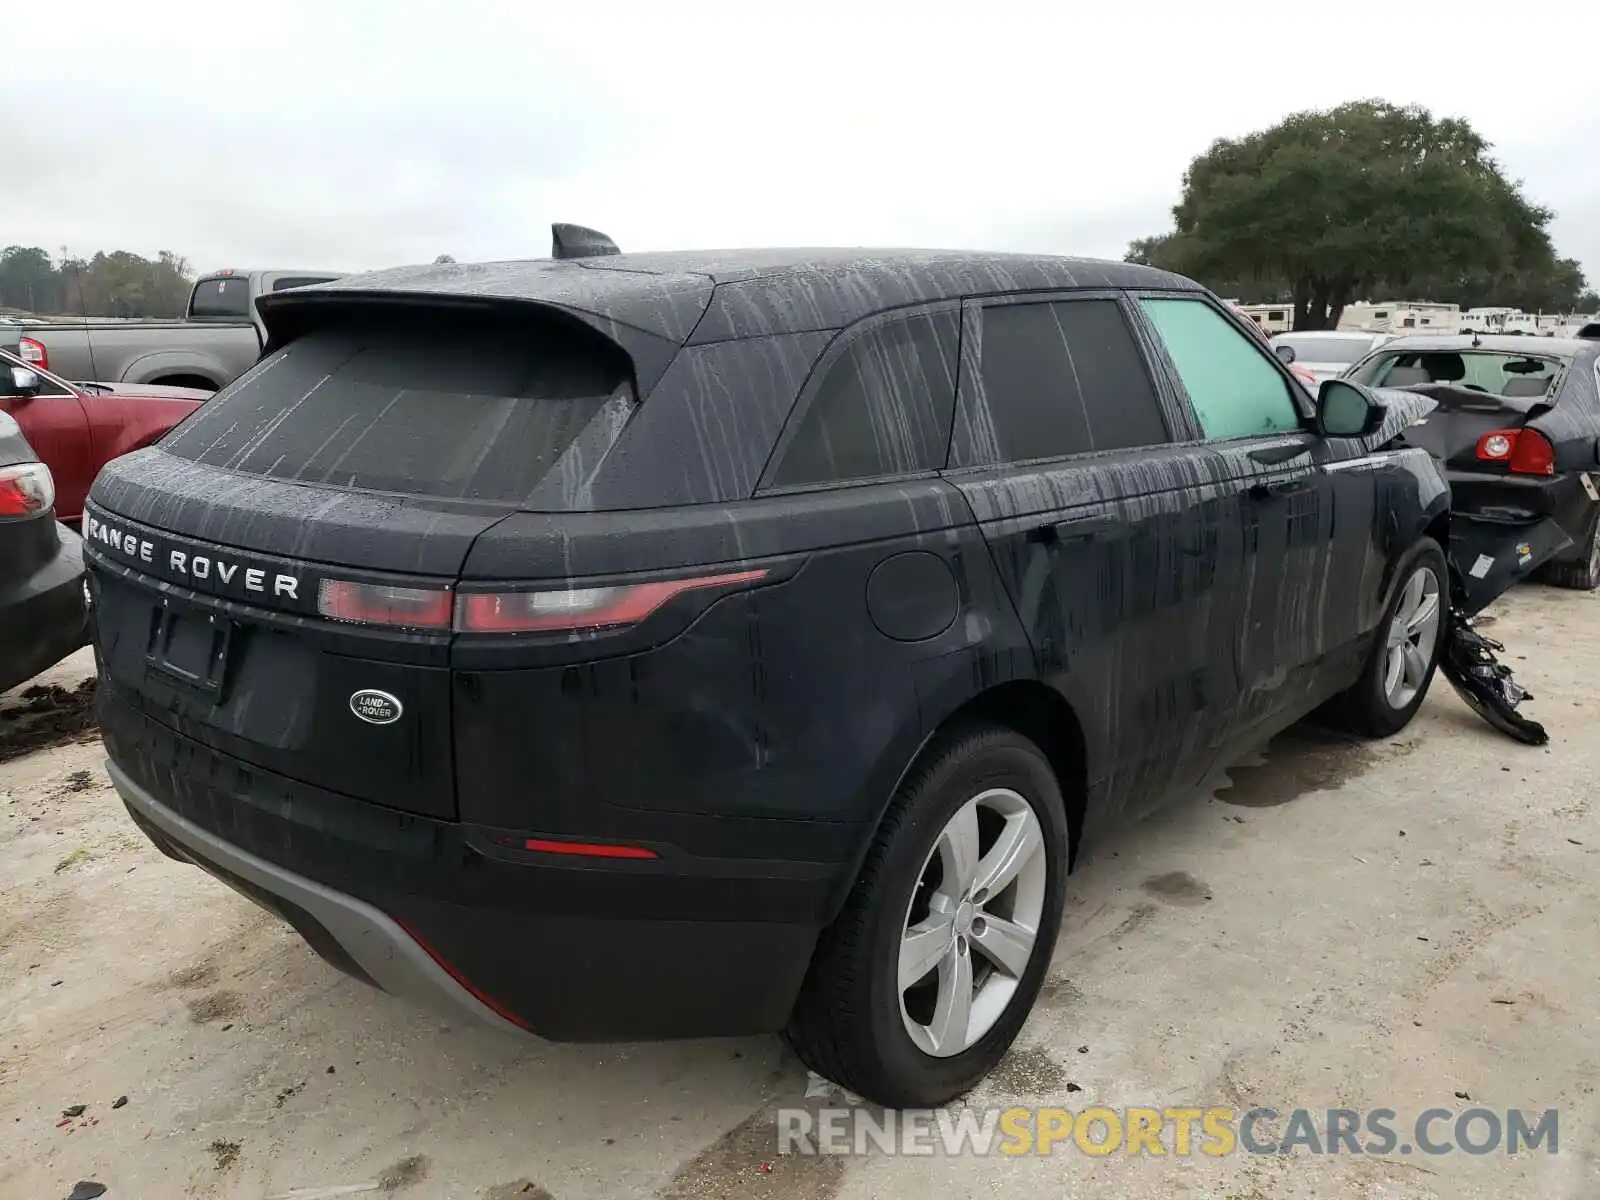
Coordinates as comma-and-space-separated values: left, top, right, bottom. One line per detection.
1345, 334, 1600, 593
0, 409, 85, 694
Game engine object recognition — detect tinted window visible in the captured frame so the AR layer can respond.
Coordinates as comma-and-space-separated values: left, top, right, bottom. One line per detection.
162, 311, 631, 503
769, 310, 958, 487
190, 277, 253, 319
1141, 299, 1301, 439
952, 299, 1167, 466
270, 275, 338, 292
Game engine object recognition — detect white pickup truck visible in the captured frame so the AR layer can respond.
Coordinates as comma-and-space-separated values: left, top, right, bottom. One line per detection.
17, 268, 342, 391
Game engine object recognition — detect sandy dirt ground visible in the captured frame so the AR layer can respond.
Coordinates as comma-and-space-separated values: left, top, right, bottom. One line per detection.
2, 586, 1598, 1200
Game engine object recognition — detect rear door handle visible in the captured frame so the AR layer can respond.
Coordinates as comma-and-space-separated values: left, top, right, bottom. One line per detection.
1029, 514, 1118, 544
1250, 478, 1315, 499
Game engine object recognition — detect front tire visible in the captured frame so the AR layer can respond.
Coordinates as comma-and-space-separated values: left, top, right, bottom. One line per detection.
784, 724, 1069, 1108
1327, 537, 1447, 737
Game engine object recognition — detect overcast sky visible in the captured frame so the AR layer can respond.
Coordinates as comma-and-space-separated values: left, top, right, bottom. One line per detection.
6, 0, 1597, 292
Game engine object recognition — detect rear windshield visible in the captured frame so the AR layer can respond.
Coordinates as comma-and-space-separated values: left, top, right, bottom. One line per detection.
1349, 349, 1566, 401
160, 311, 632, 503
190, 277, 254, 319
1276, 336, 1371, 364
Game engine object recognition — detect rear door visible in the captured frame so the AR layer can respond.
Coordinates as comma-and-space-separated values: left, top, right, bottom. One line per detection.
85, 304, 639, 821
1133, 295, 1381, 730
941, 292, 1245, 824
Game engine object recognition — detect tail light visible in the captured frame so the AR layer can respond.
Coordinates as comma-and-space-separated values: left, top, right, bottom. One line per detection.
0, 461, 55, 516
312, 567, 768, 633
317, 579, 452, 629
455, 568, 769, 633
1290, 364, 1318, 389
1476, 428, 1556, 476
17, 336, 46, 370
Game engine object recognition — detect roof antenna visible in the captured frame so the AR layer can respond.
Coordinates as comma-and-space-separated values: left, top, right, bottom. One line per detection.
552, 223, 620, 260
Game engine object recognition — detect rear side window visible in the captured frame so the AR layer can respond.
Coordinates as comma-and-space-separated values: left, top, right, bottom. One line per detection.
767, 309, 959, 487
161, 311, 632, 503
270, 275, 338, 292
951, 298, 1168, 467
190, 277, 253, 319
1141, 298, 1301, 439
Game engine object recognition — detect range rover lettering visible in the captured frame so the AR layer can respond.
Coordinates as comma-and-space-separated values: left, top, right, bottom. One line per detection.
88, 227, 1450, 1107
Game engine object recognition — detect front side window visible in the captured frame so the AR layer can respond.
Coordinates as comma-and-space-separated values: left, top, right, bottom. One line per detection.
0, 350, 71, 398
767, 309, 959, 488
1139, 298, 1302, 439
950, 298, 1169, 467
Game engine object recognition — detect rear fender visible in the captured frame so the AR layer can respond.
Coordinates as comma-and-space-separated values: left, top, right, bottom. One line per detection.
119, 349, 230, 389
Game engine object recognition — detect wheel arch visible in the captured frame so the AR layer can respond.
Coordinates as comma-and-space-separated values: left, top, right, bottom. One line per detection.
825, 677, 1090, 924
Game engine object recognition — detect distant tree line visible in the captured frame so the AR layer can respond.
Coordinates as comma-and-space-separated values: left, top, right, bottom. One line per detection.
1126, 100, 1598, 330
0, 246, 195, 319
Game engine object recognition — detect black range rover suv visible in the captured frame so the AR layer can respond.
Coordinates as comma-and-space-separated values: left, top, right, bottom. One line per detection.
86, 237, 1450, 1107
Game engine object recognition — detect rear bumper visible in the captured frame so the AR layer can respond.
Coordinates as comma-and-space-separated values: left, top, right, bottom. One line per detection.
1446, 468, 1598, 561
0, 521, 86, 695
101, 691, 833, 1041
112, 759, 526, 1035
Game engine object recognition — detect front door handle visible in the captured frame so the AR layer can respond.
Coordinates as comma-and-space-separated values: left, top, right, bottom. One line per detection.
1029, 514, 1118, 544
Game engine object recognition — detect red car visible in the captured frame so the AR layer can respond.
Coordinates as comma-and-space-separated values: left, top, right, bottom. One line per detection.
0, 346, 206, 523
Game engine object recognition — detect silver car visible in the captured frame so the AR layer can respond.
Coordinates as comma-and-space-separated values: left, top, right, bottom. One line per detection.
1271, 331, 1392, 386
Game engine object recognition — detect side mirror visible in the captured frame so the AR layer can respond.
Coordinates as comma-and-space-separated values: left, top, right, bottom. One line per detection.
1273, 343, 1296, 365
7, 366, 43, 398
1316, 379, 1386, 438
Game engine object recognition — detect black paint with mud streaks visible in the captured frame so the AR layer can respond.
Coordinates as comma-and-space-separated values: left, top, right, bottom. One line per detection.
89, 248, 1450, 1041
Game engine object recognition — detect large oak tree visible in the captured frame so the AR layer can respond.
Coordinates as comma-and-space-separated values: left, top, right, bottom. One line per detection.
1128, 100, 1584, 329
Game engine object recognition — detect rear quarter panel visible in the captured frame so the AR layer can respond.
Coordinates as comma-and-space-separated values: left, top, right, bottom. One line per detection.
452, 481, 1038, 865
1531, 351, 1600, 472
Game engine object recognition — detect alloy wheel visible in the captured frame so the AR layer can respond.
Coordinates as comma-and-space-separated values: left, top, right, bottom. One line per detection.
1382, 565, 1442, 709
898, 787, 1048, 1057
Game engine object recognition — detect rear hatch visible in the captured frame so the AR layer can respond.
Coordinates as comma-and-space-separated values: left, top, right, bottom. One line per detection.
86, 302, 646, 820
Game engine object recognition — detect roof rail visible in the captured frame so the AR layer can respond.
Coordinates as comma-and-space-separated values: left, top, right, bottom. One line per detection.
552, 223, 620, 260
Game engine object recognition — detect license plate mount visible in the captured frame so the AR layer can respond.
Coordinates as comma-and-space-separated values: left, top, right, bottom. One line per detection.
146, 605, 233, 698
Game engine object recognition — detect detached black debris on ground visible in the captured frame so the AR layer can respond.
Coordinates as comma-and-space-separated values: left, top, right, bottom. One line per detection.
1440, 612, 1549, 745
66, 1184, 107, 1200
0, 680, 98, 765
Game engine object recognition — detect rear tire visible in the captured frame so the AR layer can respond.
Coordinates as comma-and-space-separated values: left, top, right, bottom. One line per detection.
784, 724, 1068, 1108
1537, 514, 1600, 590
1327, 538, 1448, 738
